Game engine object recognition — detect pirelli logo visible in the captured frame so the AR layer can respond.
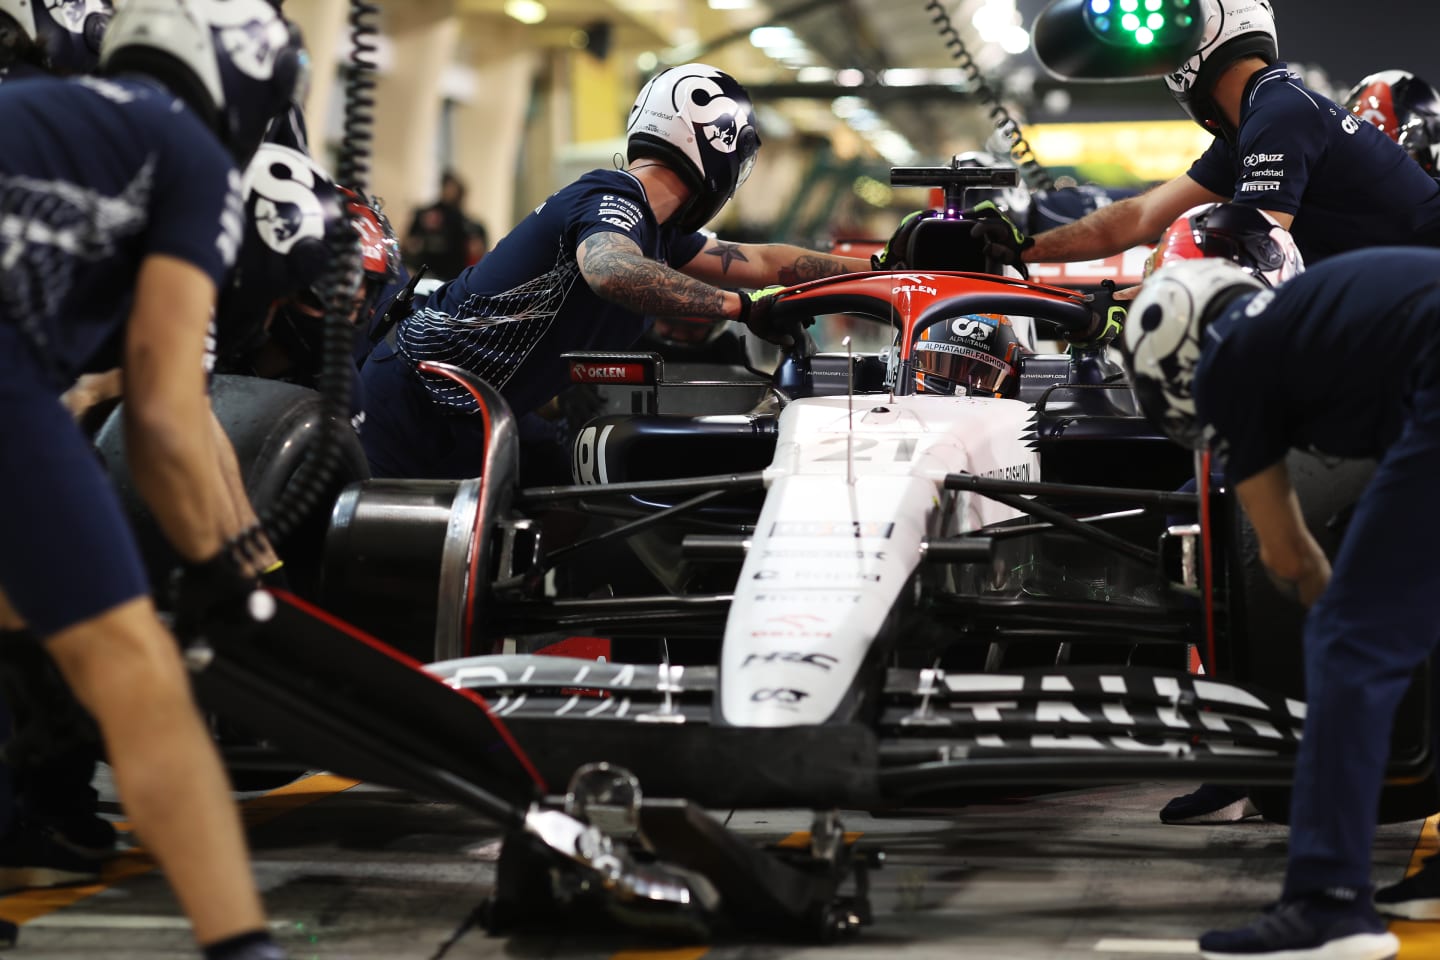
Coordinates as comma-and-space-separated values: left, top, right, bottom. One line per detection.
1240, 181, 1282, 193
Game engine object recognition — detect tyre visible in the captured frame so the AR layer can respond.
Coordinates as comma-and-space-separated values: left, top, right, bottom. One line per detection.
1228, 451, 1438, 824
94, 374, 370, 600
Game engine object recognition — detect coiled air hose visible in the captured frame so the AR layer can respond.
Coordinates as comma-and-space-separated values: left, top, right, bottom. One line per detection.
924, 0, 1055, 192
254, 0, 377, 548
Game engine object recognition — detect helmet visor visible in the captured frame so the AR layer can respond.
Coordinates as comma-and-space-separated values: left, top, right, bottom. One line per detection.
913, 342, 1012, 395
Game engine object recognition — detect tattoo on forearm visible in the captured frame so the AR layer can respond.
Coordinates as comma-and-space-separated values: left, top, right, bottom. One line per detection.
777, 254, 852, 286
581, 232, 728, 319
702, 241, 750, 273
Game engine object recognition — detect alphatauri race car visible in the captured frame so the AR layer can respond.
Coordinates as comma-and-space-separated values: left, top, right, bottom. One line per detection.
95, 165, 1434, 941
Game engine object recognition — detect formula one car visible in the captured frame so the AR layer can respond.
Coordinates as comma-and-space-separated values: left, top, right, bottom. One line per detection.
94, 163, 1433, 940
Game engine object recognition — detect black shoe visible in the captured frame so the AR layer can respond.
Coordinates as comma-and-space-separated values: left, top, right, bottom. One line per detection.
1160, 784, 1260, 824
1199, 894, 1398, 959
0, 822, 101, 891
47, 813, 117, 859
1375, 859, 1440, 920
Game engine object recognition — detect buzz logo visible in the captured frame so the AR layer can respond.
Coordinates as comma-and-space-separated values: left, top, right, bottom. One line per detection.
1243, 152, 1285, 167
1341, 114, 1362, 135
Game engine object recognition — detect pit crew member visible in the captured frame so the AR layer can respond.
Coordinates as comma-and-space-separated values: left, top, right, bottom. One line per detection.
0, 0, 304, 956
359, 63, 869, 480
1126, 247, 1440, 959
947, 0, 1440, 275
217, 142, 401, 395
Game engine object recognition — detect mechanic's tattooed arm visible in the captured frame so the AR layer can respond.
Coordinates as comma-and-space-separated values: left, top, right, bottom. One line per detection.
578, 231, 733, 319
681, 240, 867, 288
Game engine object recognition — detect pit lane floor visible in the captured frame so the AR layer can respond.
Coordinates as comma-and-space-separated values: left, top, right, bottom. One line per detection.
2, 776, 1436, 959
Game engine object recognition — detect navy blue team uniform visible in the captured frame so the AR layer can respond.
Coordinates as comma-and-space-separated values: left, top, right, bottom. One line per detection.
1187, 64, 1440, 262
0, 74, 240, 636
360, 169, 707, 479
1194, 247, 1440, 900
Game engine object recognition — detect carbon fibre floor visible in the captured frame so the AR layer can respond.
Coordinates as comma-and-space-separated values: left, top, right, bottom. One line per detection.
0, 777, 1434, 959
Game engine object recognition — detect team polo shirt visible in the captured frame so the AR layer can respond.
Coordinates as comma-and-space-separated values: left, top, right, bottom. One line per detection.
1193, 248, 1440, 486
1187, 64, 1440, 263
0, 74, 241, 386
393, 169, 708, 418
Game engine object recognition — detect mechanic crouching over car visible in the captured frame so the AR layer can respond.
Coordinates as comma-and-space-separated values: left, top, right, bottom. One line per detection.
0, 0, 304, 957
897, 0, 1440, 282
1125, 248, 1440, 960
358, 62, 869, 481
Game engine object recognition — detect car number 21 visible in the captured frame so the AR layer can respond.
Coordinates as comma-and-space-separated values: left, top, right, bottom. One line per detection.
810, 436, 918, 463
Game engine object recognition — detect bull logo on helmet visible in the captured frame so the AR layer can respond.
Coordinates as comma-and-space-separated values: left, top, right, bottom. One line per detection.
44, 0, 105, 33
679, 76, 751, 156
210, 0, 292, 81
243, 145, 324, 256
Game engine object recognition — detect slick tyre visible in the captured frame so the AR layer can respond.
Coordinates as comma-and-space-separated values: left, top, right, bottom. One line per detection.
1228, 450, 1439, 825
94, 374, 370, 600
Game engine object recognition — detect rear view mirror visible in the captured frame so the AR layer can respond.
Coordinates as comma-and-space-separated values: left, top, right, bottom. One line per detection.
1033, 0, 1206, 82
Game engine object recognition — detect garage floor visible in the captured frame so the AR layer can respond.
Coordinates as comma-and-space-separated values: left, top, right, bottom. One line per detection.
1, 776, 1436, 959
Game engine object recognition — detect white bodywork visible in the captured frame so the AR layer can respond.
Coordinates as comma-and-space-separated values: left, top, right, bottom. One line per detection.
720, 394, 1039, 727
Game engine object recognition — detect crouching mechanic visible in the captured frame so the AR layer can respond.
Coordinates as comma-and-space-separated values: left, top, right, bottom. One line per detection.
935, 0, 1440, 281
0, 0, 306, 956
360, 63, 869, 480
1125, 248, 1440, 959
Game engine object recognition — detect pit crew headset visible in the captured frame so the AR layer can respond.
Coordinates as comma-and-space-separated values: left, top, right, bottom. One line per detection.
1165, 0, 1277, 136
626, 63, 761, 232
0, 0, 112, 74
1344, 70, 1440, 176
99, 0, 309, 166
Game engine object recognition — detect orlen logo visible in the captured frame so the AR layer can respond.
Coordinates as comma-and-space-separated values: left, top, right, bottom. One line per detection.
570, 362, 646, 383
891, 284, 937, 296
1244, 152, 1285, 167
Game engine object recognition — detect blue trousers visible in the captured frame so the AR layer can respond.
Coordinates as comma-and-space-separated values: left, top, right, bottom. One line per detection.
1284, 381, 1440, 897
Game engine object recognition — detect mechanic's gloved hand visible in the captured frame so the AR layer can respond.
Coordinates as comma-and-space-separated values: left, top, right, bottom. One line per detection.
1071, 279, 1128, 348
966, 201, 1034, 280
737, 285, 804, 348
871, 209, 934, 270
171, 550, 265, 637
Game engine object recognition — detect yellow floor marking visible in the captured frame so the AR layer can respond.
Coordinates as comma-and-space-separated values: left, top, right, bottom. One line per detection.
775, 829, 864, 849
609, 949, 710, 960
0, 773, 359, 926
1394, 812, 1440, 958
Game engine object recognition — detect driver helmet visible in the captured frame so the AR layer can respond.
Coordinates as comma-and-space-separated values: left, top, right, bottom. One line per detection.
99, 0, 309, 165
1123, 258, 1265, 448
216, 142, 353, 362
0, 0, 112, 74
1146, 202, 1303, 288
626, 63, 761, 232
913, 313, 1023, 397
951, 151, 1031, 219
1165, 0, 1278, 133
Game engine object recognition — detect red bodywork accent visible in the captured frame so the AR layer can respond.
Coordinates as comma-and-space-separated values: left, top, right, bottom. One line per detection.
271, 589, 549, 793
1198, 451, 1218, 674
777, 270, 1087, 364
534, 636, 613, 661
415, 361, 493, 657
